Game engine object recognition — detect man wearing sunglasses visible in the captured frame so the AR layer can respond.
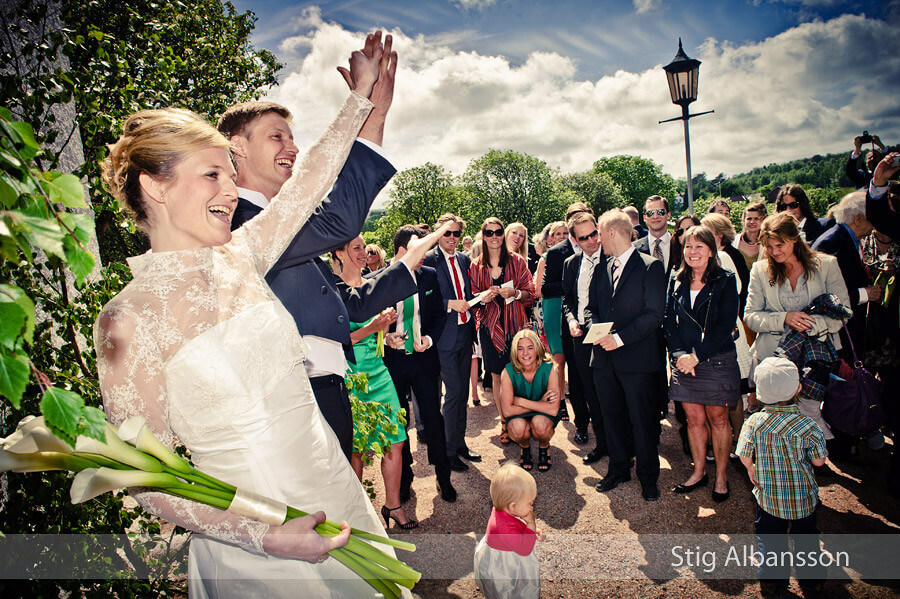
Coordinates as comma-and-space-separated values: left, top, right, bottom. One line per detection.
543, 201, 597, 444
424, 213, 480, 471
561, 212, 609, 465
633, 195, 674, 431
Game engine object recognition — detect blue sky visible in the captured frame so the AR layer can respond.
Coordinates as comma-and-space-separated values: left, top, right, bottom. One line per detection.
231, 0, 900, 197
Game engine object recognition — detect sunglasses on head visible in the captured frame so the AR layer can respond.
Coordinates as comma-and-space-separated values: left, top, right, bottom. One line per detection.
483, 228, 504, 237
644, 208, 667, 217
442, 230, 462, 237
577, 229, 598, 242
778, 201, 799, 210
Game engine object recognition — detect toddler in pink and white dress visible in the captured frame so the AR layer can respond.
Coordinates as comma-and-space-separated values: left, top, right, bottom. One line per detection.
474, 463, 540, 599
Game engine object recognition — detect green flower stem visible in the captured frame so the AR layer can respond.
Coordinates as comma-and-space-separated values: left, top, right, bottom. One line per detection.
73, 453, 136, 470
332, 533, 420, 583
330, 548, 401, 599
285, 506, 415, 552
164, 485, 232, 511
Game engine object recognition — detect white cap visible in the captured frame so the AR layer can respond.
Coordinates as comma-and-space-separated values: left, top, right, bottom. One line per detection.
754, 357, 800, 404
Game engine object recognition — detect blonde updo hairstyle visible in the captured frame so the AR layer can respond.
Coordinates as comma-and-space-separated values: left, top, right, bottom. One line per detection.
101, 108, 229, 231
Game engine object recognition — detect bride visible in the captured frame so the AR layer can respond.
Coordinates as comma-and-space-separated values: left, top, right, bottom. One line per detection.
95, 32, 420, 597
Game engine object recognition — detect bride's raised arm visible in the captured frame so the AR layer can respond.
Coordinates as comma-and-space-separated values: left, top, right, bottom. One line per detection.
235, 33, 385, 273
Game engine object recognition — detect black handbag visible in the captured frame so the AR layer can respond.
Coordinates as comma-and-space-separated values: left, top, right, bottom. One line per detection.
822, 325, 884, 437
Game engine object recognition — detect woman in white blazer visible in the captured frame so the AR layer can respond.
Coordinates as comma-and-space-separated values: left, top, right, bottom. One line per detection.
744, 212, 850, 438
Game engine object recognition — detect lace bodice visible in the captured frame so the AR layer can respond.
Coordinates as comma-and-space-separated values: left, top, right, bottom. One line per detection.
93, 93, 373, 554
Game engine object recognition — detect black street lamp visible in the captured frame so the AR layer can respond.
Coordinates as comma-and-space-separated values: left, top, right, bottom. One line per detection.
660, 39, 714, 215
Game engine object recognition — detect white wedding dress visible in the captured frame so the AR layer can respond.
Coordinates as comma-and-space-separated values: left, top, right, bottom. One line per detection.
94, 93, 398, 597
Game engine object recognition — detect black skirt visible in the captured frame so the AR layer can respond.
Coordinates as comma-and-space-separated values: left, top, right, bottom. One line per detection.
669, 349, 740, 407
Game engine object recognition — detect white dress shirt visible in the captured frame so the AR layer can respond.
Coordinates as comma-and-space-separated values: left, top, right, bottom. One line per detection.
568, 249, 602, 328
439, 246, 471, 325
647, 230, 671, 271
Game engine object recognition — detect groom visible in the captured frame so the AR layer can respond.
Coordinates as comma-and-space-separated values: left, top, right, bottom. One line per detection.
219, 32, 416, 459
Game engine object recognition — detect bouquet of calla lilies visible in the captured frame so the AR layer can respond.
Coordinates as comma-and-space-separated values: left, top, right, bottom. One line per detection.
1, 414, 419, 599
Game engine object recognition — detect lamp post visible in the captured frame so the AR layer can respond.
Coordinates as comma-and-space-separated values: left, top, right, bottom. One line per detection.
660, 38, 714, 215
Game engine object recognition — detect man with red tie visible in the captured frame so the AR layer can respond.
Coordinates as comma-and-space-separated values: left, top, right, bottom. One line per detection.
425, 213, 481, 472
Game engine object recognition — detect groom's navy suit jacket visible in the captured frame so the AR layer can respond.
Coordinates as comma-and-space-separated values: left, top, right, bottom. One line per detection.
232, 141, 416, 360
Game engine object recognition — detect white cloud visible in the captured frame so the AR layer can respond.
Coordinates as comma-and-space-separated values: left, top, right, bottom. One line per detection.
264, 13, 900, 207
633, 0, 662, 14
450, 0, 497, 10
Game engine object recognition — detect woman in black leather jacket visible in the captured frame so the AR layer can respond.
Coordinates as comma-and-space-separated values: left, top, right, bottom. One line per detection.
664, 226, 740, 502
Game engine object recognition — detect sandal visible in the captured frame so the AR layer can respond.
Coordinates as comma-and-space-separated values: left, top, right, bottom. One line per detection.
558, 401, 569, 422
519, 445, 533, 471
537, 447, 552, 472
381, 505, 418, 530
500, 421, 511, 445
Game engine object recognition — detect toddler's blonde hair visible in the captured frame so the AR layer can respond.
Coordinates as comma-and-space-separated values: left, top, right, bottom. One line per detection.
490, 462, 537, 511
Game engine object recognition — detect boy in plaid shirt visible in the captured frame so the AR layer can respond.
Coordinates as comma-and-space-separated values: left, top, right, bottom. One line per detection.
736, 357, 828, 596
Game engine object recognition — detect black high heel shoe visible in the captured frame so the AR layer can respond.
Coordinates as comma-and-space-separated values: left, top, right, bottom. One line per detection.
381, 505, 418, 530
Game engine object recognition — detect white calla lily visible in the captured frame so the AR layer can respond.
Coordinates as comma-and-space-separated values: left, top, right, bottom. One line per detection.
2, 416, 73, 455
70, 467, 180, 504
0, 448, 96, 473
75, 422, 163, 473
117, 416, 191, 473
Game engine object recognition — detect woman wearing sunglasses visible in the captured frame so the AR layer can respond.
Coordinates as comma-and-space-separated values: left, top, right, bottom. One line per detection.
775, 185, 825, 244
362, 243, 387, 274
471, 217, 536, 444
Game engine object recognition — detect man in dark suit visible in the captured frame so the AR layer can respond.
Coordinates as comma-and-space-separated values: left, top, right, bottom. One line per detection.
541, 201, 595, 444
423, 213, 481, 471
846, 133, 886, 190
217, 41, 417, 459
587, 209, 666, 501
812, 191, 882, 355
633, 195, 674, 430
561, 211, 608, 464
383, 226, 456, 503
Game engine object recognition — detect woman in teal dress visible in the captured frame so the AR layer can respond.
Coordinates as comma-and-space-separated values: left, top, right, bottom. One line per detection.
499, 328, 562, 472
533, 221, 569, 418
333, 235, 416, 529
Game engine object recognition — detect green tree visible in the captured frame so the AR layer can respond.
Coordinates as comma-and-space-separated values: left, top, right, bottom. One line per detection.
461, 149, 567, 236
372, 162, 462, 251
593, 155, 678, 209
554, 169, 626, 216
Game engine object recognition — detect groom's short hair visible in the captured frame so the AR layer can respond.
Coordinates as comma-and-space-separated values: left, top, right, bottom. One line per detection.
216, 101, 292, 140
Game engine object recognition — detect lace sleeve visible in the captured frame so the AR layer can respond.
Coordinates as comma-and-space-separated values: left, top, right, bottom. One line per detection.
235, 92, 373, 273
94, 304, 271, 555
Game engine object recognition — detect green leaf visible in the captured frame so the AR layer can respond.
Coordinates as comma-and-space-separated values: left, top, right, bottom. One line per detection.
76, 406, 108, 443
6, 211, 66, 258
46, 173, 87, 208
0, 107, 11, 121
0, 284, 35, 347
9, 121, 39, 152
62, 234, 96, 284
0, 176, 18, 208
0, 301, 26, 350
41, 386, 85, 448
0, 349, 30, 407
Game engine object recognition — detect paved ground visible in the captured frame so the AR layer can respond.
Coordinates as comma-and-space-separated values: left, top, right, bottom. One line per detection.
363, 383, 900, 599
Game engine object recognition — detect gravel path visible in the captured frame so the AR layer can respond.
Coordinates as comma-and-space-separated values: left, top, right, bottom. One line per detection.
364, 384, 900, 598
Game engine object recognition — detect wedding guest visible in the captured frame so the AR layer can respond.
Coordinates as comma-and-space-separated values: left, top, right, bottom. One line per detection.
95, 35, 402, 595
670, 213, 700, 272
846, 133, 886, 190
735, 201, 767, 271
506, 221, 529, 262
381, 226, 458, 505
218, 35, 412, 460
533, 220, 569, 425
473, 463, 540, 599
471, 217, 536, 443
588, 209, 666, 502
701, 213, 750, 317
736, 357, 827, 596
424, 213, 481, 469
812, 192, 881, 356
363, 243, 387, 274
542, 203, 594, 437
744, 212, 850, 441
562, 211, 608, 462
333, 235, 415, 529
462, 235, 473, 254
707, 199, 730, 218
500, 329, 562, 471
625, 205, 648, 239
664, 226, 740, 502
776, 185, 825, 244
